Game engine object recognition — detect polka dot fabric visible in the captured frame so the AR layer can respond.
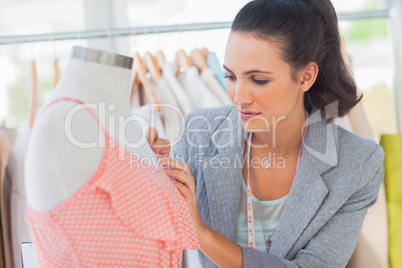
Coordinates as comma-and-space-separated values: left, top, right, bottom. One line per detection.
25, 97, 199, 268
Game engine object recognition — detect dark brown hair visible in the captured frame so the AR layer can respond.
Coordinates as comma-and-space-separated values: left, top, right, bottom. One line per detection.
231, 0, 361, 119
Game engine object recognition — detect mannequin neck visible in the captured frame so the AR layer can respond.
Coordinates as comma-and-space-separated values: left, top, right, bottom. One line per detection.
51, 58, 132, 114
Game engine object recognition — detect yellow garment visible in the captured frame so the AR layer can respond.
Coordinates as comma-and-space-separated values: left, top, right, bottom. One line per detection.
380, 134, 402, 268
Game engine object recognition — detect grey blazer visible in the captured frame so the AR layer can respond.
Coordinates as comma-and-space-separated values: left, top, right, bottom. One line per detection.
171, 106, 384, 268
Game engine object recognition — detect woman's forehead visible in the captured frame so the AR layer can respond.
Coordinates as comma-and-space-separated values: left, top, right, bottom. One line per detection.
224, 32, 287, 72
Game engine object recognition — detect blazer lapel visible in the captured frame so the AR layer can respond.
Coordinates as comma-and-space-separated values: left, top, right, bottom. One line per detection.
269, 156, 329, 258
202, 108, 247, 241
202, 148, 242, 241
270, 110, 339, 259
199, 107, 339, 258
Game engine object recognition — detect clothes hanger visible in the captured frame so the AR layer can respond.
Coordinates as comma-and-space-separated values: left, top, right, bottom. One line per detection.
144, 52, 162, 81
174, 49, 192, 76
129, 29, 139, 107
53, 58, 60, 88
156, 50, 166, 71
201, 47, 211, 58
131, 52, 161, 112
29, 60, 37, 127
52, 37, 60, 88
154, 29, 165, 72
190, 48, 208, 73
29, 40, 37, 127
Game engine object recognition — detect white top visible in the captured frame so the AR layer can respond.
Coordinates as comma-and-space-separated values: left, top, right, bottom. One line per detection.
178, 66, 223, 109
236, 179, 287, 252
200, 68, 232, 106
162, 62, 195, 114
130, 104, 166, 140
150, 77, 184, 142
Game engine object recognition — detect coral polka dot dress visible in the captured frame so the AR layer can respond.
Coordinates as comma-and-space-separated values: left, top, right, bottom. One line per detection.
25, 97, 199, 268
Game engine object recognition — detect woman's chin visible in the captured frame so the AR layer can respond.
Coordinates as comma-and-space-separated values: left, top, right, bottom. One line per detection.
240, 117, 271, 133
241, 123, 271, 134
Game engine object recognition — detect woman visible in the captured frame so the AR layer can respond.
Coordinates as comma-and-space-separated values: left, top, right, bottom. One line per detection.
149, 0, 384, 267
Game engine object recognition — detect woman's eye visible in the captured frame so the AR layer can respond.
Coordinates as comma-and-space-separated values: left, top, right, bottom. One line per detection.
253, 79, 269, 85
224, 73, 236, 81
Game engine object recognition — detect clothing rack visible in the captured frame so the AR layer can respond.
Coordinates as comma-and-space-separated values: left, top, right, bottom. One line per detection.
0, 10, 390, 46
0, 22, 232, 46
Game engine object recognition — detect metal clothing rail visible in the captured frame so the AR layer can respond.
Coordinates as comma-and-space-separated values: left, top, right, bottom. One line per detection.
0, 10, 390, 46
0, 22, 232, 46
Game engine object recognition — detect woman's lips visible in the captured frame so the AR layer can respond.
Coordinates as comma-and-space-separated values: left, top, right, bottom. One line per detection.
238, 110, 261, 120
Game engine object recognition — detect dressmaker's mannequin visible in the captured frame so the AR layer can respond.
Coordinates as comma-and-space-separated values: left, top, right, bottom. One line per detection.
25, 46, 157, 211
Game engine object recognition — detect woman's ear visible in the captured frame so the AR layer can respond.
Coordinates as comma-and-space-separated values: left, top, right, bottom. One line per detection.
298, 62, 319, 93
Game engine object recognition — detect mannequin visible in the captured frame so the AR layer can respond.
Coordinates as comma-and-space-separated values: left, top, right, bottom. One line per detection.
24, 47, 198, 268
25, 46, 157, 212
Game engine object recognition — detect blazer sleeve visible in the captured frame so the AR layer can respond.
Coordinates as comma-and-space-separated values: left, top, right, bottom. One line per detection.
241, 145, 385, 268
171, 118, 189, 163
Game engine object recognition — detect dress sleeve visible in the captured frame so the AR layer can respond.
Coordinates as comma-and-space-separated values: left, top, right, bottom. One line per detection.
171, 117, 188, 162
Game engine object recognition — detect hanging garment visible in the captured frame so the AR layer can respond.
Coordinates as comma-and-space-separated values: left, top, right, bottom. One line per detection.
8, 121, 32, 268
131, 83, 153, 109
178, 66, 223, 109
340, 45, 373, 139
0, 131, 13, 268
337, 114, 388, 268
380, 134, 402, 268
347, 100, 374, 139
200, 68, 232, 106
25, 97, 199, 268
206, 52, 227, 92
131, 82, 167, 139
346, 183, 389, 268
335, 101, 373, 140
0, 206, 3, 267
162, 62, 195, 114
335, 116, 353, 132
340, 50, 387, 267
0, 122, 16, 145
131, 104, 167, 139
130, 83, 142, 109
150, 77, 183, 142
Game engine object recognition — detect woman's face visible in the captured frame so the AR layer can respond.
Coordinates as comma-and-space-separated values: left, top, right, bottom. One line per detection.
224, 32, 304, 132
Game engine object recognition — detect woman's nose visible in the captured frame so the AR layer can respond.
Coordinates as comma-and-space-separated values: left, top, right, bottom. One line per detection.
233, 82, 253, 107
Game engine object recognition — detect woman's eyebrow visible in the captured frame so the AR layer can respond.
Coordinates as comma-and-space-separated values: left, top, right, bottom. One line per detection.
222, 65, 233, 73
222, 65, 272, 75
244, 70, 272, 75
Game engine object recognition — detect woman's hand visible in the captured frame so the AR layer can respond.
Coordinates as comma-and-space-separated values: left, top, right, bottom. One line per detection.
146, 127, 171, 158
161, 157, 243, 267
160, 158, 205, 231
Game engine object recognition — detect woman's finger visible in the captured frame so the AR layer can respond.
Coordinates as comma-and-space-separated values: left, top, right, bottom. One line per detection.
146, 127, 171, 156
164, 168, 194, 191
160, 158, 190, 174
145, 127, 158, 146
152, 138, 171, 155
172, 180, 192, 201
